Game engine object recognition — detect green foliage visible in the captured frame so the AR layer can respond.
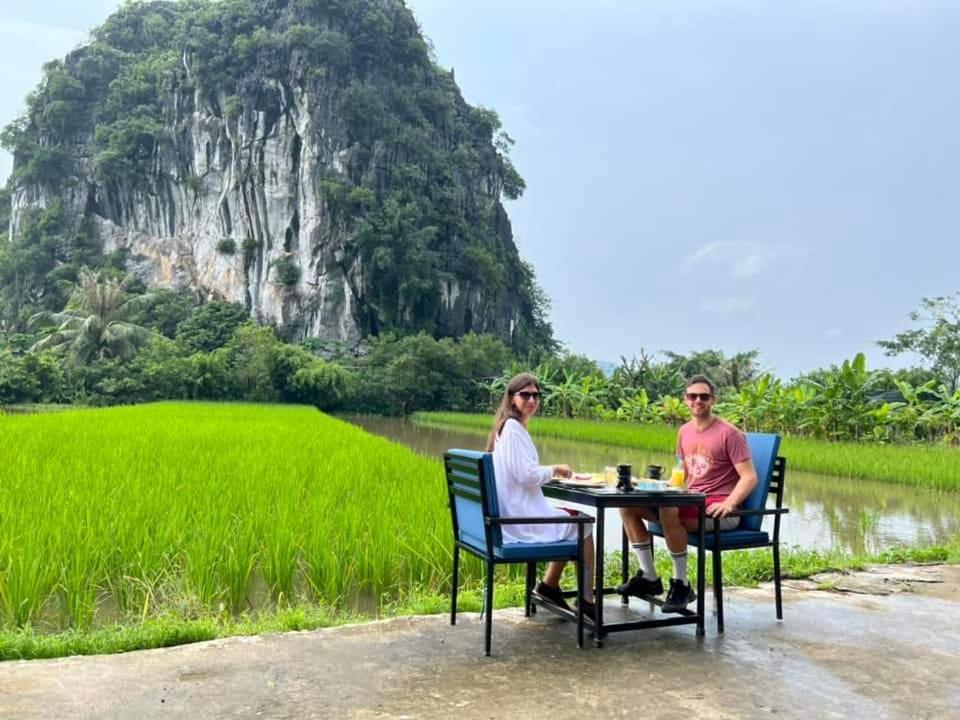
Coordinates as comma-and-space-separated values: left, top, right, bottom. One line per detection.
289, 356, 355, 410
174, 301, 249, 354
271, 256, 301, 288
223, 95, 243, 121
216, 238, 237, 255
29, 268, 153, 366
0, 350, 65, 404
0, 203, 102, 331
353, 332, 511, 414
283, 24, 351, 65
878, 294, 960, 392
241, 237, 261, 263
225, 323, 284, 401
127, 288, 197, 338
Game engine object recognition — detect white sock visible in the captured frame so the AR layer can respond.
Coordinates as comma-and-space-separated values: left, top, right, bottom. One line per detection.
671, 550, 688, 584
632, 542, 657, 580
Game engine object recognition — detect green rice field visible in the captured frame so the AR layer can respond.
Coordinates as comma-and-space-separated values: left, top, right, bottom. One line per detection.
2, 402, 958, 660
415, 412, 960, 491
0, 403, 460, 636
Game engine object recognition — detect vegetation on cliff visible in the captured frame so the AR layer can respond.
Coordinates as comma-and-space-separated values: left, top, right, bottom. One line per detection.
0, 0, 553, 353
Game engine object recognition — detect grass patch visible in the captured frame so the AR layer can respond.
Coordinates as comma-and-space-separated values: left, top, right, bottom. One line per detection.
415, 412, 960, 490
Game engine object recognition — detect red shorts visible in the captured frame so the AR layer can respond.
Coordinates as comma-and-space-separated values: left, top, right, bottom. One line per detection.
678, 495, 728, 522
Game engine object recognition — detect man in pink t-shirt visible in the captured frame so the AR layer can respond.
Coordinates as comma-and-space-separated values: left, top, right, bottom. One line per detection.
617, 375, 758, 613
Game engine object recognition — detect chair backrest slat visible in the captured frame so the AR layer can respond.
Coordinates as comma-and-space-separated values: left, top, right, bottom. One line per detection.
741, 432, 782, 532
445, 449, 501, 550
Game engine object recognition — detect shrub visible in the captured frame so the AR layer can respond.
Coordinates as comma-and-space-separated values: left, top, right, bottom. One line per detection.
175, 302, 249, 354
272, 256, 301, 288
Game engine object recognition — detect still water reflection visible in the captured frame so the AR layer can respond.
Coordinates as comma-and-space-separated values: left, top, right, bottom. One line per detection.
347, 415, 960, 554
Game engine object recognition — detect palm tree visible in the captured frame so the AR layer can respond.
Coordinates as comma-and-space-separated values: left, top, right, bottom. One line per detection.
30, 268, 153, 366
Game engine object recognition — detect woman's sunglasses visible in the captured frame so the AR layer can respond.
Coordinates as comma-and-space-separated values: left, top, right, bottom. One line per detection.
685, 392, 713, 402
513, 391, 541, 401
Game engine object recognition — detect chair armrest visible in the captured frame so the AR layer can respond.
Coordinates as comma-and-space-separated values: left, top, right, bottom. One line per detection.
725, 508, 789, 518
488, 515, 595, 526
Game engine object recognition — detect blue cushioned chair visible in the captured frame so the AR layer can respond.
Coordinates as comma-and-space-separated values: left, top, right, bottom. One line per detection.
444, 449, 594, 656
649, 432, 787, 633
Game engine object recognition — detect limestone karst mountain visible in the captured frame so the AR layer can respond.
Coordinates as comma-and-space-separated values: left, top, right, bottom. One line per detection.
1, 0, 552, 353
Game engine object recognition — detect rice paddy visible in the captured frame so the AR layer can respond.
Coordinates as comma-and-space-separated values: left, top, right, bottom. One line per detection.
2, 402, 958, 660
0, 403, 461, 637
415, 412, 960, 490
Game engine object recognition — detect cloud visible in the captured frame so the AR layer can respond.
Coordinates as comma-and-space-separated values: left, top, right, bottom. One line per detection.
684, 241, 779, 279
732, 254, 765, 278
703, 297, 752, 313
684, 241, 736, 265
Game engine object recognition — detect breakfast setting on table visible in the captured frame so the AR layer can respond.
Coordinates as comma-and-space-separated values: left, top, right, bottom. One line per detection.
551, 461, 689, 492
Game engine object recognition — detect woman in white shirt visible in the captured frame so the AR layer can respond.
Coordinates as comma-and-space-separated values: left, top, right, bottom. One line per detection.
485, 373, 596, 615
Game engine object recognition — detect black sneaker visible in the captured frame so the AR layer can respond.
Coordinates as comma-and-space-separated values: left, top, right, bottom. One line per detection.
533, 581, 572, 612
662, 578, 696, 613
616, 574, 664, 598
575, 596, 596, 621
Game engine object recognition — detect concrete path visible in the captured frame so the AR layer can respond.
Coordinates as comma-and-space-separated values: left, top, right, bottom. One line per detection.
2, 565, 958, 720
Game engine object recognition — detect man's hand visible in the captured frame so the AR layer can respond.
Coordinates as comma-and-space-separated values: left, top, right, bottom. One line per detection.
706, 498, 738, 518
551, 464, 573, 479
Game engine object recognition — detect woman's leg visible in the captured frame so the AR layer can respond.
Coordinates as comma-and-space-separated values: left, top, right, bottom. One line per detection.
543, 560, 565, 587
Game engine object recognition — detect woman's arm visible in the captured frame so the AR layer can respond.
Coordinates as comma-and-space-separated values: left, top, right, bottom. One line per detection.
499, 421, 553, 487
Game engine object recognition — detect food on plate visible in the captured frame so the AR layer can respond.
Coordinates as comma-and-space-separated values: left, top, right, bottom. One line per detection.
572, 473, 593, 481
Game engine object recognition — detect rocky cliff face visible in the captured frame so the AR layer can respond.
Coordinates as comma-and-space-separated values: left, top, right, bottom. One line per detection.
5, 0, 545, 348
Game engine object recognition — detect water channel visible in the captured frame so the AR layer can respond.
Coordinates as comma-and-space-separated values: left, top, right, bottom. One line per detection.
347, 415, 960, 555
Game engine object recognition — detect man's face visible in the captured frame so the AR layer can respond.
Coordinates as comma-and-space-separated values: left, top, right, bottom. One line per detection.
684, 382, 715, 418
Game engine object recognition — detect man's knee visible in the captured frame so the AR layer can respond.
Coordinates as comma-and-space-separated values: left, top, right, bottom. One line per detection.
680, 517, 699, 532
658, 506, 680, 525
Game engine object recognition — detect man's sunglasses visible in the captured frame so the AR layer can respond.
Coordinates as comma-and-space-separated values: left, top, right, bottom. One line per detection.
685, 392, 713, 402
513, 391, 541, 401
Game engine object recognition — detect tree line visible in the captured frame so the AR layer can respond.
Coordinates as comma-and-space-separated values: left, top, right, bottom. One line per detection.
3, 265, 959, 447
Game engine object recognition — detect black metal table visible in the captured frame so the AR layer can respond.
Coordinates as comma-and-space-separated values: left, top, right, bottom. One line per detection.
541, 482, 706, 646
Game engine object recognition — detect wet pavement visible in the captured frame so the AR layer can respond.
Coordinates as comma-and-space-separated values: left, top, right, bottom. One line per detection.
1, 565, 958, 720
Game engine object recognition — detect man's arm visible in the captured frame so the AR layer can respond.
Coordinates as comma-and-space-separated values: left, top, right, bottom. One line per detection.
706, 458, 758, 518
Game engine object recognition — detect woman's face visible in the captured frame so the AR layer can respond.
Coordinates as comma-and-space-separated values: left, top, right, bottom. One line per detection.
511, 383, 541, 421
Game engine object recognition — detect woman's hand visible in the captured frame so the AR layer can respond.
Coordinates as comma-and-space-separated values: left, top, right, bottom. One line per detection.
551, 464, 573, 479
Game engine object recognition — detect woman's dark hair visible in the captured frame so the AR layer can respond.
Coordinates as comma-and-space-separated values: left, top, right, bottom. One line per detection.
486, 373, 540, 451
685, 374, 716, 396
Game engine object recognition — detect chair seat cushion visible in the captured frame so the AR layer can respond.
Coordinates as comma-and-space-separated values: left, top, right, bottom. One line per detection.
648, 523, 770, 550
495, 541, 581, 560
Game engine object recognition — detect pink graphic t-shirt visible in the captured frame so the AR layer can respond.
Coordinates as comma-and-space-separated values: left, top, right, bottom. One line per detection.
676, 418, 751, 498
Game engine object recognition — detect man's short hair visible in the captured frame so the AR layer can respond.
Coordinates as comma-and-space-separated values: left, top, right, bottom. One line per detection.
685, 374, 716, 396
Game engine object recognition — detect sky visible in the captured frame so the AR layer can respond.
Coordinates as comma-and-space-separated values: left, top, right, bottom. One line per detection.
2, 1, 959, 378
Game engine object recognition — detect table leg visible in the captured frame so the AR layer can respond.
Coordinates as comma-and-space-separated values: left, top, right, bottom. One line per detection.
593, 505, 605, 647
621, 521, 629, 606
696, 501, 706, 637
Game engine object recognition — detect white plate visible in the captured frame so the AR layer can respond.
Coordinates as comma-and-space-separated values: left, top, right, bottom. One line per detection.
555, 478, 606, 488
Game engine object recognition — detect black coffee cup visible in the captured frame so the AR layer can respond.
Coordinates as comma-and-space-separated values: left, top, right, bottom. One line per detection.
646, 464, 664, 480
616, 464, 633, 492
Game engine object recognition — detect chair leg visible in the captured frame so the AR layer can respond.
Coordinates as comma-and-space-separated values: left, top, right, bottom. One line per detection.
451, 546, 460, 626
525, 562, 536, 617
576, 537, 585, 649
773, 543, 783, 620
484, 561, 495, 657
648, 535, 656, 615
713, 548, 724, 634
